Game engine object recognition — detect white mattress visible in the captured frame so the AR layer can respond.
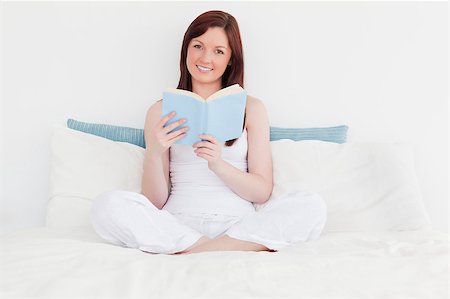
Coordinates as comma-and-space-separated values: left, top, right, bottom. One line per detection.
0, 227, 448, 298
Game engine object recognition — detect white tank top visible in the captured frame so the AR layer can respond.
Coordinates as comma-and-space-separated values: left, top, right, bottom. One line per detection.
162, 128, 256, 217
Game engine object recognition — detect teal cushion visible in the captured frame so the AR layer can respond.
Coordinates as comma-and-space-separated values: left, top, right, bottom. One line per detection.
67, 119, 146, 148
67, 118, 348, 148
270, 125, 348, 143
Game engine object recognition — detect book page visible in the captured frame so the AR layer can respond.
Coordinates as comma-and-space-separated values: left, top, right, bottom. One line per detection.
163, 88, 203, 102
207, 84, 243, 101
164, 84, 243, 102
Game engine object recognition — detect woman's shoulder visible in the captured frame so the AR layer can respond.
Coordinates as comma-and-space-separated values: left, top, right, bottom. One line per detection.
147, 99, 163, 112
246, 95, 267, 114
246, 94, 262, 106
245, 95, 268, 129
145, 99, 163, 121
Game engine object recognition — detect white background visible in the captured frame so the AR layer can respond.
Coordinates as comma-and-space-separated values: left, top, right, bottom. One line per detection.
1, 1, 448, 234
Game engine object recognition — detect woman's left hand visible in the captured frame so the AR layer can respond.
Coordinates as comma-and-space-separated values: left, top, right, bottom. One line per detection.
192, 134, 223, 170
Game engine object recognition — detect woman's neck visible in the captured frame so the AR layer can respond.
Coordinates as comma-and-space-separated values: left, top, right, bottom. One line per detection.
192, 81, 222, 100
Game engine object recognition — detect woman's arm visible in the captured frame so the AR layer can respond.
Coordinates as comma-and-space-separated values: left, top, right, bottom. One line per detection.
208, 96, 273, 204
141, 101, 171, 209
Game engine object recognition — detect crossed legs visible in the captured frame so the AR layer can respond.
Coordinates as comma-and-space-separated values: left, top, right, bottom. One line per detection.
92, 190, 325, 256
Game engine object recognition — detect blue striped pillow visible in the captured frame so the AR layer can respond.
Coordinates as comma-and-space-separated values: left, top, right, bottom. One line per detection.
270, 125, 348, 144
67, 119, 348, 148
67, 119, 146, 148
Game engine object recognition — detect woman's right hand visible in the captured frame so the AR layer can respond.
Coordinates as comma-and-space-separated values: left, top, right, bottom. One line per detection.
145, 111, 189, 157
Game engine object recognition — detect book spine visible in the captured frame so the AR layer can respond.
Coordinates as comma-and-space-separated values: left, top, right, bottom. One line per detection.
201, 103, 207, 135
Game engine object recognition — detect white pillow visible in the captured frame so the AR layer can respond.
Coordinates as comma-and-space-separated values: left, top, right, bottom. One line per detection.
48, 125, 433, 233
253, 140, 433, 232
47, 125, 144, 232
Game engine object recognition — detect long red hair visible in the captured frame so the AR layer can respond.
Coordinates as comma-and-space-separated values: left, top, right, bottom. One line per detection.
177, 10, 245, 147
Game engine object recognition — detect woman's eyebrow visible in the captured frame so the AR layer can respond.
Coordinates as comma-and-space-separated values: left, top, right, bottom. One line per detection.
192, 39, 228, 49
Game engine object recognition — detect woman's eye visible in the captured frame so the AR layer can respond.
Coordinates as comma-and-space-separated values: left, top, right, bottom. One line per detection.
192, 45, 223, 54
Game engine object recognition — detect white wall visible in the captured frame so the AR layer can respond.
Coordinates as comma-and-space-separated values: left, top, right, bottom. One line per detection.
1, 1, 448, 234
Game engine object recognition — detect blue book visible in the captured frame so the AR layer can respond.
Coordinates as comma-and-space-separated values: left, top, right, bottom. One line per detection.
161, 84, 247, 145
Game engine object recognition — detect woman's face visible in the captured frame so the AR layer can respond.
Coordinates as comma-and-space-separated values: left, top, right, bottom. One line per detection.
186, 27, 232, 87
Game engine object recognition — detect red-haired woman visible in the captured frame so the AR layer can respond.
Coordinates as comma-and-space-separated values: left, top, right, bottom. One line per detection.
91, 10, 327, 255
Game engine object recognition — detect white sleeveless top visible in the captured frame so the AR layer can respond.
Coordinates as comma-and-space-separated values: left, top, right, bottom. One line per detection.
162, 129, 256, 217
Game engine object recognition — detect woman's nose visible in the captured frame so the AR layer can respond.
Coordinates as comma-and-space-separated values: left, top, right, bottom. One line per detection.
200, 50, 214, 62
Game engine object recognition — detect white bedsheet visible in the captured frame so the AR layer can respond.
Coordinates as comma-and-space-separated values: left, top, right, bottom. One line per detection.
0, 227, 448, 298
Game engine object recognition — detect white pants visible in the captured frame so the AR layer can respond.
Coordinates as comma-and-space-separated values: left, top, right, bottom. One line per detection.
90, 190, 327, 254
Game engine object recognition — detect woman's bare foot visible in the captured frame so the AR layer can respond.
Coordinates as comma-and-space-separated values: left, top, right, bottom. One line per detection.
172, 236, 212, 255
179, 235, 272, 254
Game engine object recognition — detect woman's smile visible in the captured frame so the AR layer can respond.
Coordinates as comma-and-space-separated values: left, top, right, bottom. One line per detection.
197, 65, 213, 73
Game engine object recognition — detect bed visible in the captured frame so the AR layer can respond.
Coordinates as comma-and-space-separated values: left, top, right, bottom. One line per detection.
1, 227, 447, 298
1, 123, 448, 298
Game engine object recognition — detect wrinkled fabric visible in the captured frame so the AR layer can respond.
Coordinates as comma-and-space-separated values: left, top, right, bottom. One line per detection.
90, 189, 327, 254
1, 227, 448, 298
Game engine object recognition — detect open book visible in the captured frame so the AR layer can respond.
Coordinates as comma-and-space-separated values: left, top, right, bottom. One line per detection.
161, 84, 247, 145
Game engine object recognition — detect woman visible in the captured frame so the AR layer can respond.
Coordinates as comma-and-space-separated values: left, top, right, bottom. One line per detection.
90, 10, 327, 255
